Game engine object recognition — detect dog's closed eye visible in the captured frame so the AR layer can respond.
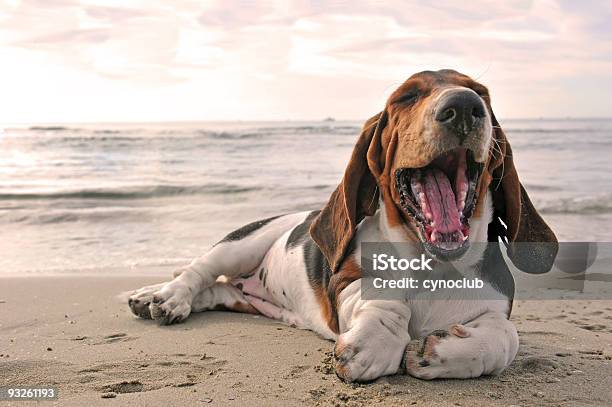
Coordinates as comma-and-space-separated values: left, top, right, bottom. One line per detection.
394, 91, 419, 105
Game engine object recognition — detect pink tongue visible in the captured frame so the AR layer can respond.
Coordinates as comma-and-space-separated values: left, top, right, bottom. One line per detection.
422, 169, 461, 233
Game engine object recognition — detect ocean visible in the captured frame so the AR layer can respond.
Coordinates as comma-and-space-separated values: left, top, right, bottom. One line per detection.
1, 119, 611, 274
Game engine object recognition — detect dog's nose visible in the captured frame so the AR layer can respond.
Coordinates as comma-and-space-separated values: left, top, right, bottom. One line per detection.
435, 90, 485, 139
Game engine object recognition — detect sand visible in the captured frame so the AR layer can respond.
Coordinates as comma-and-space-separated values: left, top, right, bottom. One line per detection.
1, 273, 611, 406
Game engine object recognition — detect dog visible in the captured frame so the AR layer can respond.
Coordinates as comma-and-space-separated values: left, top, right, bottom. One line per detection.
127, 69, 558, 382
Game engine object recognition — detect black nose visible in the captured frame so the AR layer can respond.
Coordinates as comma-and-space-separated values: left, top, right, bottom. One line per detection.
435, 90, 485, 138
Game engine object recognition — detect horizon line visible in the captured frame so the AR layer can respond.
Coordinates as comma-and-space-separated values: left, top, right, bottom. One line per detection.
3, 116, 612, 127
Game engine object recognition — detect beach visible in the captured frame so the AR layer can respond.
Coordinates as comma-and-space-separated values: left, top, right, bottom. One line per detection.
1, 120, 612, 405
2, 0, 611, 404
1, 272, 611, 406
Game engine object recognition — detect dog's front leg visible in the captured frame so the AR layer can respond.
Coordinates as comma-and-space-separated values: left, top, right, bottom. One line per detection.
403, 310, 518, 379
129, 214, 301, 324
333, 281, 411, 382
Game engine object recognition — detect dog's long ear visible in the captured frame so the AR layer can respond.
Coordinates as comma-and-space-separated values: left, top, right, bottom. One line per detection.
310, 112, 387, 272
488, 113, 558, 274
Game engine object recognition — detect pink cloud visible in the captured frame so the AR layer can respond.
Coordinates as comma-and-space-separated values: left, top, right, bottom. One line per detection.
0, 0, 610, 122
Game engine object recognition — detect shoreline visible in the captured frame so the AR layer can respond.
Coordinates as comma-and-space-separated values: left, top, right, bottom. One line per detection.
1, 274, 611, 406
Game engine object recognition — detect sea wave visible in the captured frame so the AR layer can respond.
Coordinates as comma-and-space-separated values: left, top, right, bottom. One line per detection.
3, 208, 151, 224
19, 124, 362, 138
0, 183, 261, 200
523, 183, 563, 192
538, 194, 612, 215
27, 126, 140, 134
506, 128, 609, 134
29, 126, 75, 131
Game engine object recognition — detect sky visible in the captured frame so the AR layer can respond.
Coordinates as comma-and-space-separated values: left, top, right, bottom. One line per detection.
0, 0, 611, 123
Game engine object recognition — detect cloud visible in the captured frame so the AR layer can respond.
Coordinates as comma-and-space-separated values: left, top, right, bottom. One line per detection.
84, 5, 149, 21
17, 28, 112, 45
0, 0, 610, 122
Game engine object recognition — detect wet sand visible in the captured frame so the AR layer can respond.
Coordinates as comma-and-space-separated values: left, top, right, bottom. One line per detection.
1, 273, 611, 406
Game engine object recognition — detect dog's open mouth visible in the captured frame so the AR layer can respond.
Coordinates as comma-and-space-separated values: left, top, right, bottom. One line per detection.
396, 148, 484, 260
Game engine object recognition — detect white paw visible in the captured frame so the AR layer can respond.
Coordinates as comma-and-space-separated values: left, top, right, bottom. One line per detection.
127, 283, 165, 319
403, 324, 512, 379
148, 282, 193, 325
334, 324, 408, 382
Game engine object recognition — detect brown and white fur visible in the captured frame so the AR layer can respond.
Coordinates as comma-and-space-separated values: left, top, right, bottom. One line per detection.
127, 70, 558, 382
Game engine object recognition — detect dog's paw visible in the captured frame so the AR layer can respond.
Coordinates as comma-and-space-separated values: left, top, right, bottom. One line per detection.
333, 329, 406, 382
148, 283, 193, 325
403, 324, 504, 379
127, 283, 165, 319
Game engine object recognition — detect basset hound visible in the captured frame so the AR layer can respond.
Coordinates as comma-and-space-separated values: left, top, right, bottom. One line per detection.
127, 70, 558, 382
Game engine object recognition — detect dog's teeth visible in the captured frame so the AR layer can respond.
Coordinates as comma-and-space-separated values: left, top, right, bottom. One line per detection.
411, 178, 423, 197
419, 193, 432, 219
419, 192, 427, 207
456, 187, 467, 209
